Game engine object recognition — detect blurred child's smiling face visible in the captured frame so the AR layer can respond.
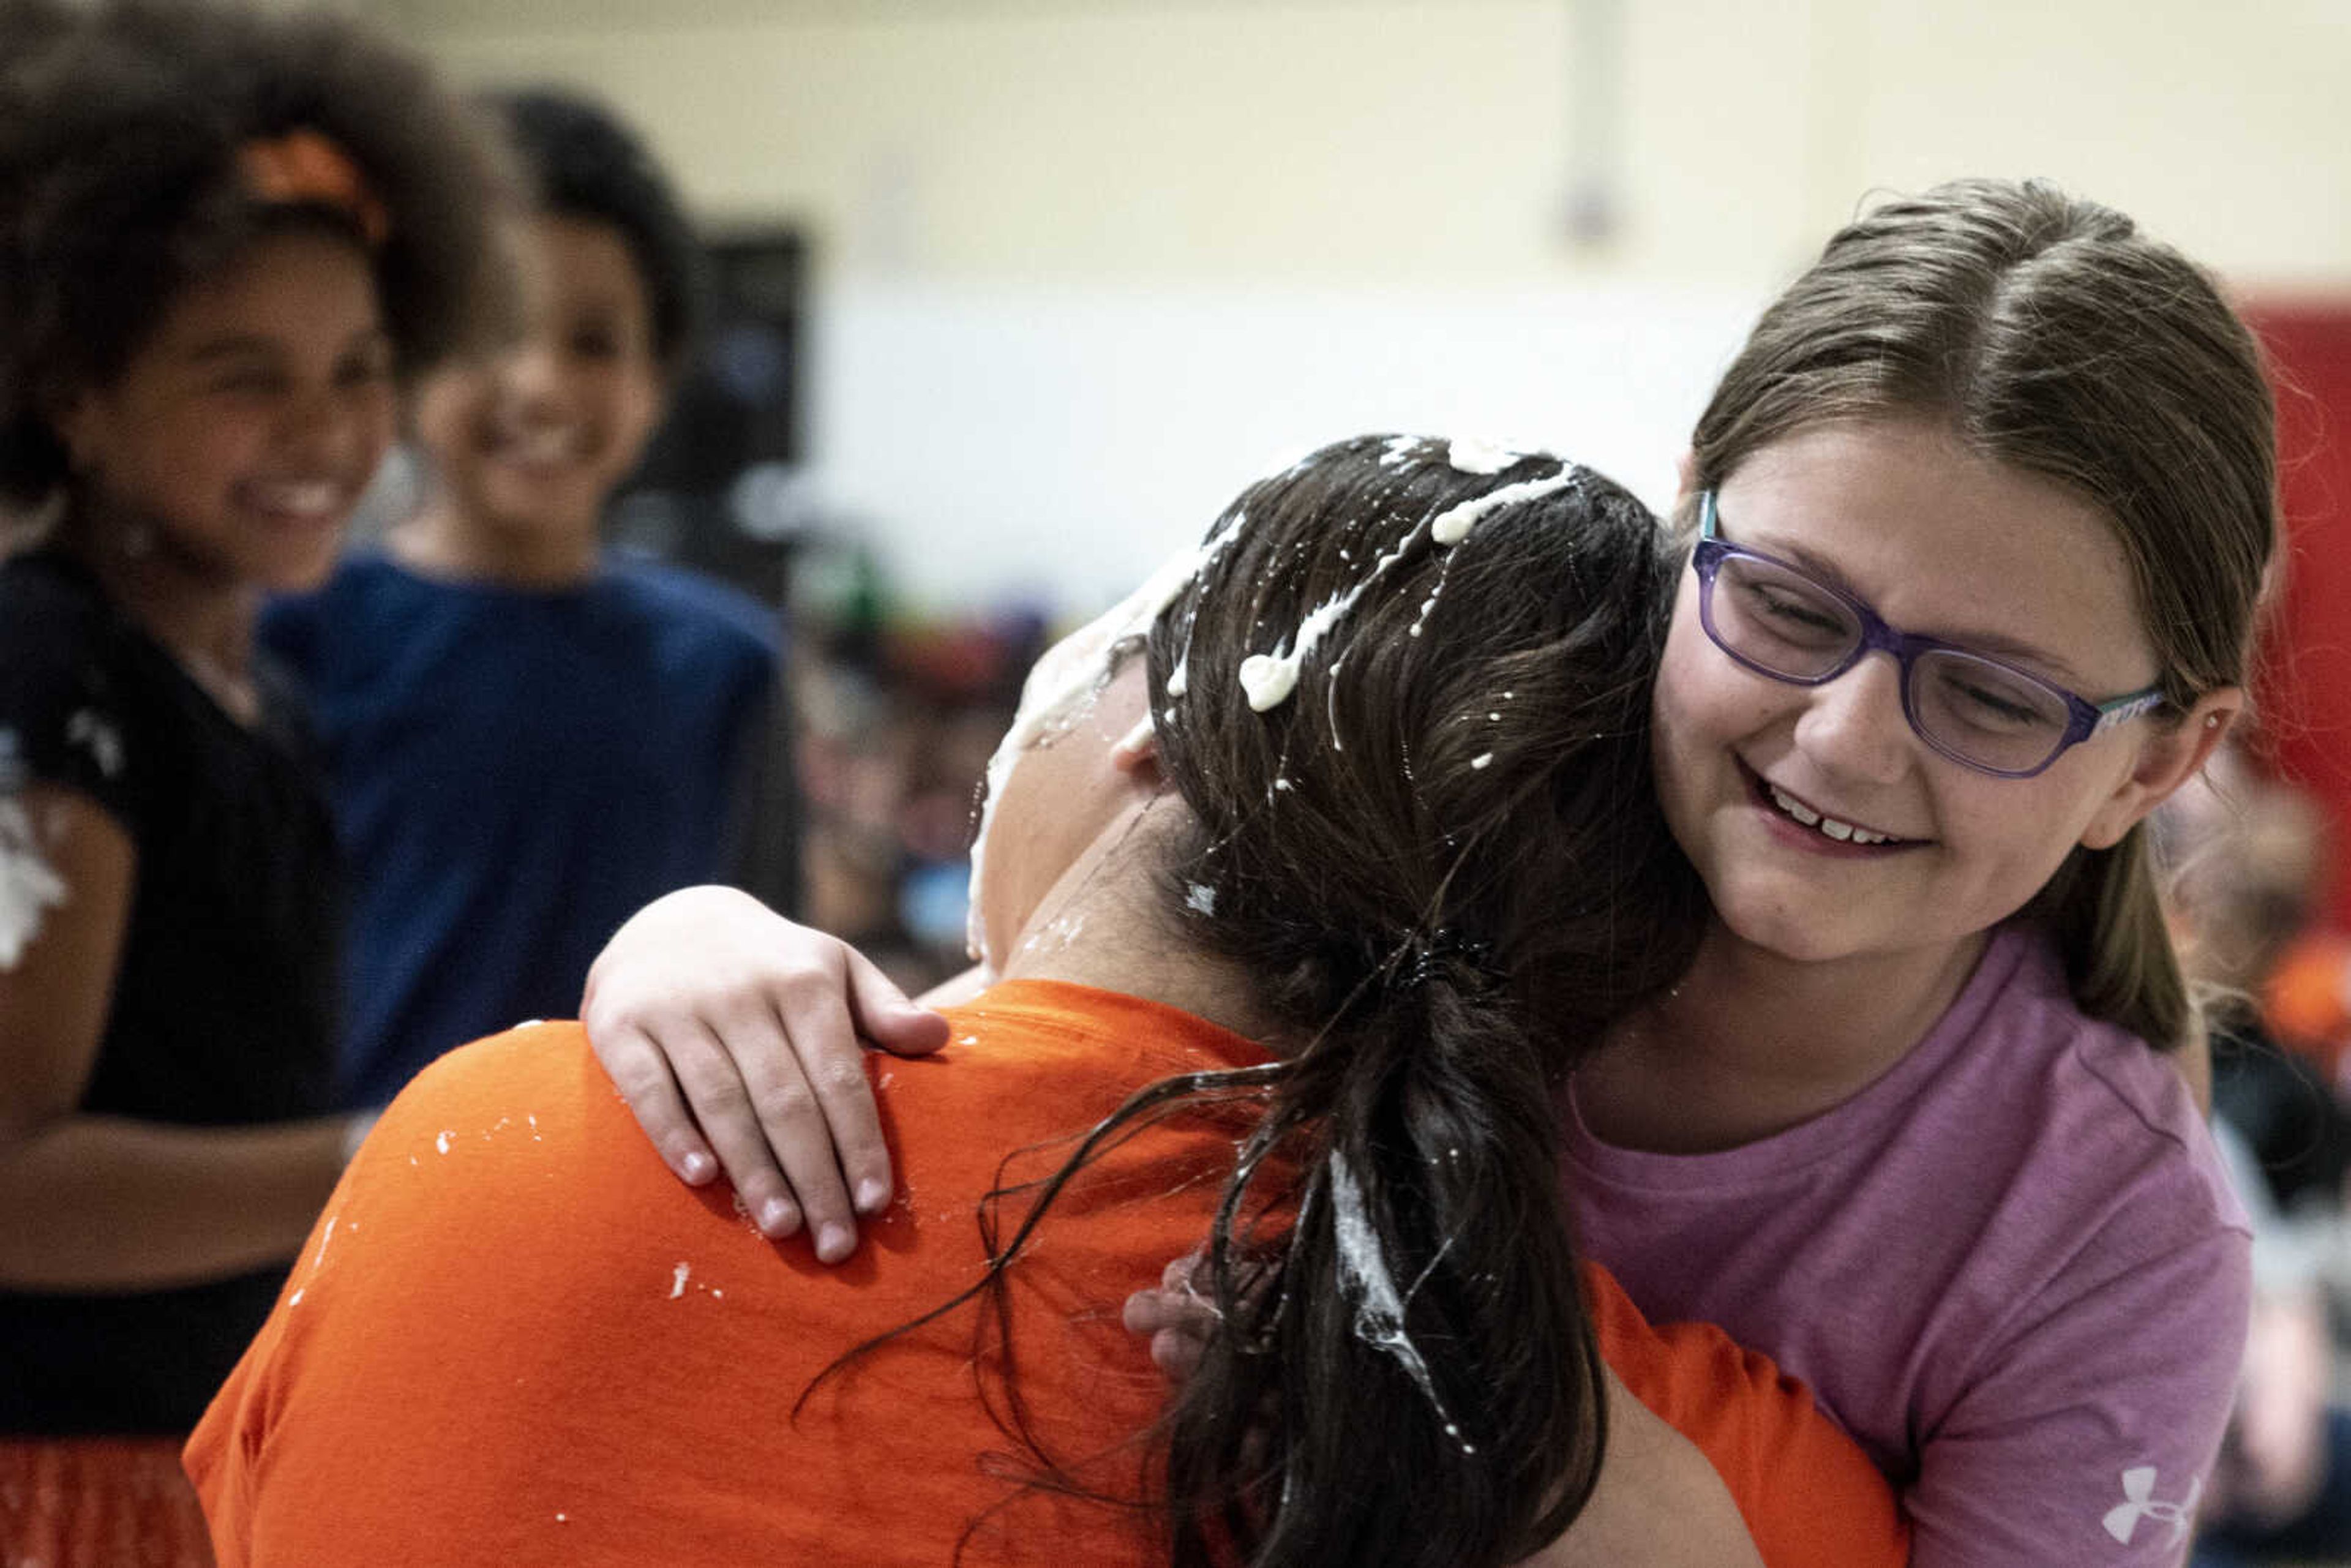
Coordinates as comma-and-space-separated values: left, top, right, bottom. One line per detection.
58, 227, 394, 593
413, 214, 666, 547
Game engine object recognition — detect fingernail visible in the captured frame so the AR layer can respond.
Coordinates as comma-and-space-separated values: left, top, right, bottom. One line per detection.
759, 1198, 798, 1236
678, 1150, 713, 1183
817, 1223, 855, 1262
855, 1179, 890, 1214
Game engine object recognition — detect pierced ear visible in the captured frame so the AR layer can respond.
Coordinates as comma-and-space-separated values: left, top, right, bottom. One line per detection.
2078, 687, 2244, 850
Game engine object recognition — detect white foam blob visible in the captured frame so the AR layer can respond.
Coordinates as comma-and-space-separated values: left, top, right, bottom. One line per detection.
1430, 467, 1583, 546
1444, 437, 1524, 475
0, 795, 67, 972
1239, 653, 1300, 711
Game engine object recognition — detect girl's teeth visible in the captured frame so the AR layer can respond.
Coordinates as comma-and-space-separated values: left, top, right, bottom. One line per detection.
1768, 782, 1821, 827
1767, 780, 1895, 846
256, 482, 336, 516
504, 429, 579, 463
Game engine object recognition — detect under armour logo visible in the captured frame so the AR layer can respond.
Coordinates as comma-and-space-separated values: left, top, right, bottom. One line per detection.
2102, 1465, 2201, 1548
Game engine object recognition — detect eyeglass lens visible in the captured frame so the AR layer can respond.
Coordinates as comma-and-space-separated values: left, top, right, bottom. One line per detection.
1706, 552, 2075, 773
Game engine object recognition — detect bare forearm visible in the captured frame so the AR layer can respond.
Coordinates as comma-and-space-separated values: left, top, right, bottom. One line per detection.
1516, 1369, 1766, 1568
1520, 1469, 1763, 1568
0, 1113, 352, 1290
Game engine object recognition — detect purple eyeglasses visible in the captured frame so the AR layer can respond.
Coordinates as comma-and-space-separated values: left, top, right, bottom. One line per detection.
1692, 492, 2169, 779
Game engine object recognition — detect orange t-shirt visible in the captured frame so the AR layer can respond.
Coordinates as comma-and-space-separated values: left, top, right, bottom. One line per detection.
188, 980, 1905, 1566
1584, 1266, 1908, 1564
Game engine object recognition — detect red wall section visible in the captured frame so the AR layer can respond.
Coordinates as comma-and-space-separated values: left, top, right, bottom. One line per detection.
2242, 304, 2351, 923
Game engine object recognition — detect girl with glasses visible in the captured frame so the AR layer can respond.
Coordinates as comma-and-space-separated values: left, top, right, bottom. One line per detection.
584, 179, 2270, 1565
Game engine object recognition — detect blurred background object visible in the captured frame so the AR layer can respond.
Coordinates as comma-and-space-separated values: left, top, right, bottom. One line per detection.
2163, 746, 2351, 1567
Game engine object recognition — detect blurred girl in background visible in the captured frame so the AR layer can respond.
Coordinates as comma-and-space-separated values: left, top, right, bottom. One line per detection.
0, 1, 508, 1556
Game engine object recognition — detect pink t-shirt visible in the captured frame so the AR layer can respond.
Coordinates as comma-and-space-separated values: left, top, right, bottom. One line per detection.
1564, 924, 2250, 1567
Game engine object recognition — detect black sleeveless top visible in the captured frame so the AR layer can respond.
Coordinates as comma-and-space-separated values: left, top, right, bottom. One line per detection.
0, 549, 340, 1434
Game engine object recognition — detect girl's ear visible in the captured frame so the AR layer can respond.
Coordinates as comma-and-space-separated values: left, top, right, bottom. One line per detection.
1101, 657, 1164, 790
1674, 448, 1699, 506
1109, 714, 1160, 780
2079, 688, 2244, 851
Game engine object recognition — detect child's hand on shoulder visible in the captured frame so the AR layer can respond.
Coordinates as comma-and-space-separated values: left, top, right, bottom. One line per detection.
581, 885, 951, 1262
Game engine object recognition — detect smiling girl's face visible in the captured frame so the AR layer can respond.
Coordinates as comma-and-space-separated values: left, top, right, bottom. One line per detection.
1651, 418, 2213, 974
57, 227, 395, 594
410, 214, 665, 553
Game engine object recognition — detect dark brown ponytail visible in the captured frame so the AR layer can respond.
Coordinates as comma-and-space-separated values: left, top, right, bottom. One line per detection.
1135, 437, 1701, 1564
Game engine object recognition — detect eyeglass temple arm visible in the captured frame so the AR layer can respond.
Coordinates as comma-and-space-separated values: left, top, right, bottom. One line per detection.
2090, 688, 2168, 733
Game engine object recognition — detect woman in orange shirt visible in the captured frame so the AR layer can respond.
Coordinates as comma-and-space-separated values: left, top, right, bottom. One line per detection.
193, 436, 1903, 1566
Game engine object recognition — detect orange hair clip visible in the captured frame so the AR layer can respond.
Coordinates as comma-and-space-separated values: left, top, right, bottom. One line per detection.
236, 129, 390, 247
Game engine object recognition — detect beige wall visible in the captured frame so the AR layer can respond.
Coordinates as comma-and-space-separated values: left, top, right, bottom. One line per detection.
392, 0, 2351, 291
375, 0, 2351, 607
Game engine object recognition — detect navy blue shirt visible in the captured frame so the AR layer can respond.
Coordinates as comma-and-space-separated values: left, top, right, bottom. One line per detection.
261, 550, 779, 1108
